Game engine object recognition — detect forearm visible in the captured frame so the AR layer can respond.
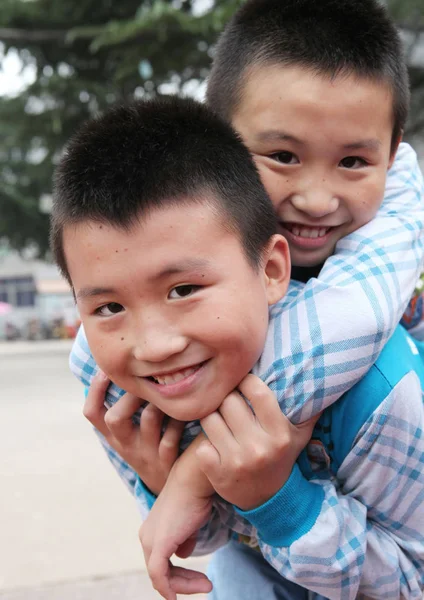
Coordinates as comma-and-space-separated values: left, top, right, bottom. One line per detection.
172, 433, 215, 498
237, 378, 424, 598
189, 505, 233, 556
96, 428, 231, 557
253, 477, 423, 599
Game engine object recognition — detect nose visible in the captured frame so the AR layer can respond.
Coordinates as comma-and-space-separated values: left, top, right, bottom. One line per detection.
290, 191, 340, 219
133, 321, 189, 364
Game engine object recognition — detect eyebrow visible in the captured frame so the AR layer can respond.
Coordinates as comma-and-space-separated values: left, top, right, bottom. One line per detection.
255, 130, 304, 145
342, 139, 381, 152
256, 130, 381, 153
76, 258, 211, 300
150, 258, 211, 282
76, 286, 116, 301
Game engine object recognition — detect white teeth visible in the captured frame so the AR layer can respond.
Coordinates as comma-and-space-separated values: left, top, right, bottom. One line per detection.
153, 365, 199, 386
291, 226, 329, 239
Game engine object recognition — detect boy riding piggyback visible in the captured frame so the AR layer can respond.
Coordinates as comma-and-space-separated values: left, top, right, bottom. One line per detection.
59, 0, 424, 598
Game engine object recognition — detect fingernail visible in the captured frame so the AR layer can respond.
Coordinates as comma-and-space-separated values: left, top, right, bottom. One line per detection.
95, 370, 109, 382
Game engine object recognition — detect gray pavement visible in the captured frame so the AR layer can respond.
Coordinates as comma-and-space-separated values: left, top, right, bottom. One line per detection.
0, 571, 209, 600
0, 341, 209, 598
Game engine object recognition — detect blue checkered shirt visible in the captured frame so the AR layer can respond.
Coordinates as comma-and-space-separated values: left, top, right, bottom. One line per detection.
70, 142, 424, 598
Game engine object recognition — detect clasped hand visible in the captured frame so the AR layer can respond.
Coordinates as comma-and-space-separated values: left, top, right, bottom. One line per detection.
139, 374, 320, 599
83, 370, 185, 495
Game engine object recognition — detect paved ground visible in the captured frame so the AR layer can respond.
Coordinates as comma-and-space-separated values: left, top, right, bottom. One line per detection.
0, 340, 209, 599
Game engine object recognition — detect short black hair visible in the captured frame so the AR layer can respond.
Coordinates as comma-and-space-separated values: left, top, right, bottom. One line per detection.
51, 96, 277, 285
206, 0, 409, 151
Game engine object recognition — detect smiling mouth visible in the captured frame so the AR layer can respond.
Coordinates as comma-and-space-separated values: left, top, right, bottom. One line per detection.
283, 223, 333, 239
146, 362, 206, 386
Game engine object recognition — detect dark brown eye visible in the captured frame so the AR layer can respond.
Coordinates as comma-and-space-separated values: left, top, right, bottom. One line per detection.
271, 151, 298, 164
96, 302, 124, 316
168, 285, 200, 299
340, 156, 366, 169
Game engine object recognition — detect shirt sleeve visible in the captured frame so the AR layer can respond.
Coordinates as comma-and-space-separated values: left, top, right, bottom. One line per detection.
257, 142, 424, 423
237, 372, 424, 599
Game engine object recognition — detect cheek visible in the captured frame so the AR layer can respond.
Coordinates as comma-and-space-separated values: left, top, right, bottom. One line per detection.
256, 164, 281, 206
350, 182, 384, 226
225, 307, 268, 364
205, 309, 267, 358
261, 170, 294, 212
85, 326, 125, 379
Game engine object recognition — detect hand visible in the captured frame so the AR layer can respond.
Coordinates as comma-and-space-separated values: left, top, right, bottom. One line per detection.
197, 374, 320, 510
139, 453, 214, 600
83, 371, 185, 495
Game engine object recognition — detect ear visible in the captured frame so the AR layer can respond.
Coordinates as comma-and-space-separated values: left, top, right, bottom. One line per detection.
388, 133, 402, 170
262, 234, 291, 306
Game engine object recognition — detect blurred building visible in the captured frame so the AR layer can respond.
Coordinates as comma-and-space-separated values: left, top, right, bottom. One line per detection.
0, 251, 78, 340
416, 141, 424, 170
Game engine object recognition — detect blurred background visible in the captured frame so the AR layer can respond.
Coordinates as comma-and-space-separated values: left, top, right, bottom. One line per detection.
0, 0, 423, 337
0, 0, 423, 598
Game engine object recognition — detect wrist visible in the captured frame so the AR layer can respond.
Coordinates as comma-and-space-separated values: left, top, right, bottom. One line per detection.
234, 470, 292, 511
132, 465, 164, 496
173, 454, 214, 498
235, 464, 324, 547
170, 433, 215, 498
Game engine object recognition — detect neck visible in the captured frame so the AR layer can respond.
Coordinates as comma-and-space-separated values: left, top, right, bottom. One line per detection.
291, 263, 323, 283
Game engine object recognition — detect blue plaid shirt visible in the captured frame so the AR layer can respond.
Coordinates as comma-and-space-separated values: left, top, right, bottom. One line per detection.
70, 142, 424, 598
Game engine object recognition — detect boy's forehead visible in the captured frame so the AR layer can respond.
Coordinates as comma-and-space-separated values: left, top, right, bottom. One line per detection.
235, 64, 393, 113
63, 201, 247, 285
63, 196, 225, 242
233, 64, 394, 147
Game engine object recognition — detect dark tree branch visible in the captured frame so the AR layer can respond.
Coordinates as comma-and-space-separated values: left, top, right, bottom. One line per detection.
0, 28, 67, 43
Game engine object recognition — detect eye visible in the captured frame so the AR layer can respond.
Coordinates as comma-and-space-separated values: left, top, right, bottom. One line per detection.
269, 151, 299, 165
339, 156, 367, 169
168, 285, 201, 300
95, 302, 124, 316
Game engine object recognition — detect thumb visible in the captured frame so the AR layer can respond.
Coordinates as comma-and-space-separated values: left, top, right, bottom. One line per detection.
175, 534, 197, 558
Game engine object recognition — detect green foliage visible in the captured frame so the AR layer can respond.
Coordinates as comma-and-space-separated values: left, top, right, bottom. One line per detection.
0, 0, 423, 255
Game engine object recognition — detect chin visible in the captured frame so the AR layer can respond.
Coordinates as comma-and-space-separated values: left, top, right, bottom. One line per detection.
166, 404, 210, 422
292, 248, 334, 268
292, 255, 326, 268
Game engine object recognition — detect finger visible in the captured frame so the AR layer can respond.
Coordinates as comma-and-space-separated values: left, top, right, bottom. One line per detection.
103, 392, 143, 441
159, 418, 185, 469
148, 555, 176, 600
217, 389, 256, 440
169, 566, 213, 595
82, 371, 110, 436
196, 438, 221, 478
140, 403, 166, 448
238, 374, 283, 432
200, 410, 238, 456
